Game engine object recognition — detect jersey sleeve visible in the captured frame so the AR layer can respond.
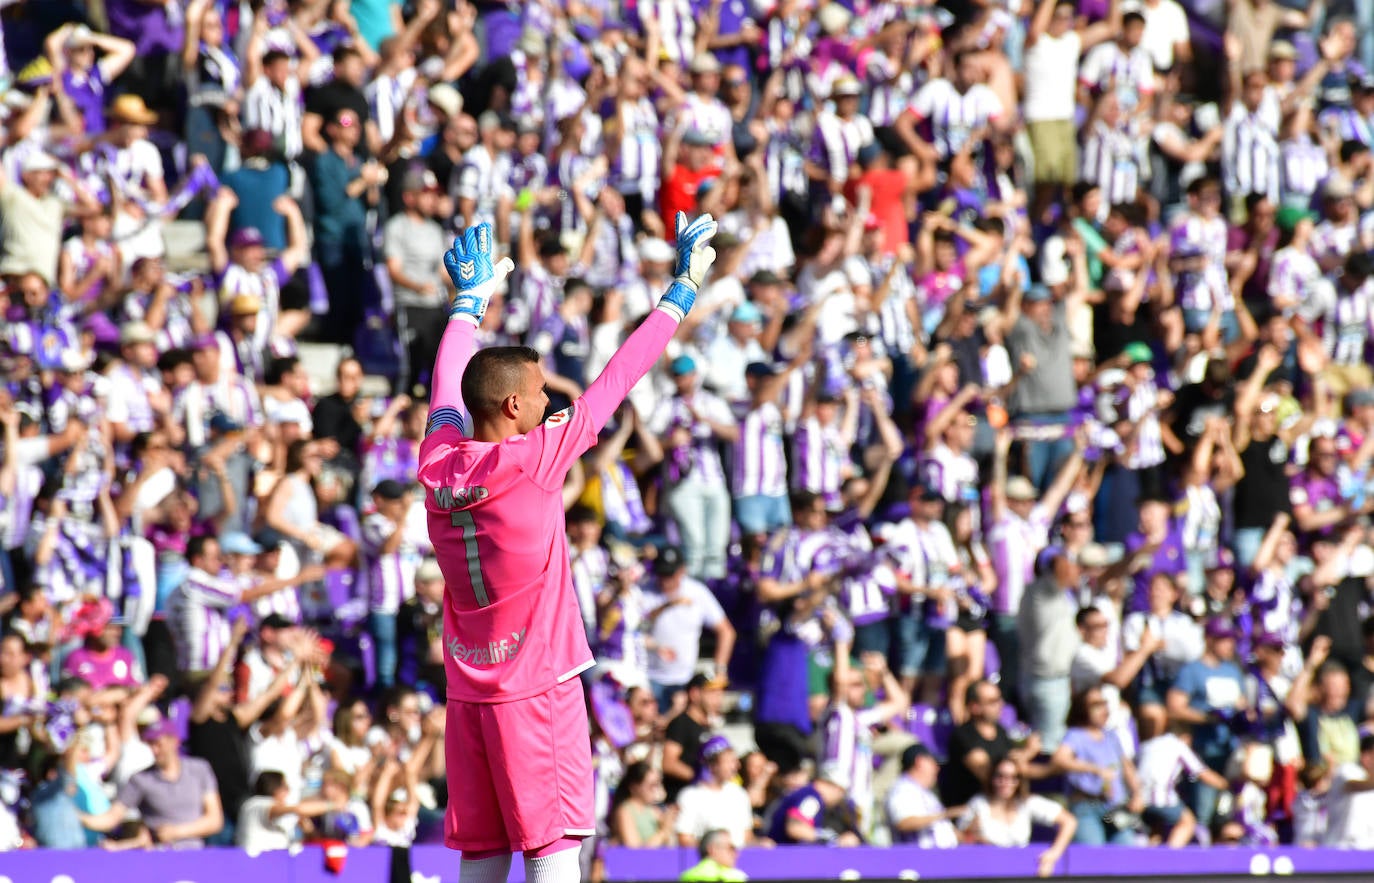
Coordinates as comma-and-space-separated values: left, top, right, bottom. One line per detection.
423, 315, 476, 444
515, 308, 678, 489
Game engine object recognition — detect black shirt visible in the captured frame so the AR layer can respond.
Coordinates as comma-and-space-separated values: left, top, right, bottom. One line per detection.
397, 596, 445, 691
941, 720, 1012, 806
188, 713, 252, 821
1167, 382, 1234, 452
305, 81, 371, 151
1234, 432, 1292, 530
312, 393, 363, 453
663, 711, 709, 801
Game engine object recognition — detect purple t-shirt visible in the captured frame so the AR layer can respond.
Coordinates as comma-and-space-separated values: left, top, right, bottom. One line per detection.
104, 0, 184, 55
116, 757, 219, 847
1124, 523, 1187, 613
1060, 727, 1128, 803
1288, 471, 1342, 539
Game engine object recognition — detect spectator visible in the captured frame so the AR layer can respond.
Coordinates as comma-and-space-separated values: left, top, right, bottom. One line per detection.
958, 758, 1077, 875
1135, 720, 1231, 847
80, 719, 223, 847
642, 546, 735, 711
885, 743, 961, 848
1168, 618, 1249, 829
676, 737, 754, 848
610, 761, 677, 848
1052, 686, 1147, 845
943, 680, 1042, 808
767, 761, 864, 847
680, 828, 748, 882
1321, 732, 1374, 847
662, 673, 724, 802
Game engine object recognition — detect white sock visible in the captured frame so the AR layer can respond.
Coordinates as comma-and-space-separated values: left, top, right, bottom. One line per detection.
459, 854, 512, 883
523, 844, 582, 883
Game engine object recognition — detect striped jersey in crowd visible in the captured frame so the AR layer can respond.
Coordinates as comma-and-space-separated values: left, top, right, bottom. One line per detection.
361, 513, 422, 616
168, 566, 241, 672
732, 401, 790, 500
987, 503, 1053, 616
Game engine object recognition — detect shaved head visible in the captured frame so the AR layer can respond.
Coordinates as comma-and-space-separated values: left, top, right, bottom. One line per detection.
462, 347, 540, 421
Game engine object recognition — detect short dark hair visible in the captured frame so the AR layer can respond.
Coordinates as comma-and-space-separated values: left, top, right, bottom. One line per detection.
254, 770, 288, 797
1340, 139, 1370, 163
186, 534, 215, 564
461, 347, 540, 421
262, 50, 290, 67
264, 356, 299, 387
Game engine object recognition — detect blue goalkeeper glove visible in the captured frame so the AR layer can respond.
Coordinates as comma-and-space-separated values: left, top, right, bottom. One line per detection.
658, 211, 718, 322
444, 223, 515, 324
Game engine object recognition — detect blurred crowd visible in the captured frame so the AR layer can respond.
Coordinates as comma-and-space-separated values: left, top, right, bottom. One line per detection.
4, 0, 1374, 873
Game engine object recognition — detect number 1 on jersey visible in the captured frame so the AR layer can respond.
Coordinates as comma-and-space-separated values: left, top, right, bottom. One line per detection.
450, 509, 491, 607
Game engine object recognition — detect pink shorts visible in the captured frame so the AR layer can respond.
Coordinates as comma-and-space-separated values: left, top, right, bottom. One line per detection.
444, 678, 595, 853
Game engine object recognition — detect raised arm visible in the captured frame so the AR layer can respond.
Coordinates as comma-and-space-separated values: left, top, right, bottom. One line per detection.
535, 213, 718, 460
425, 225, 517, 438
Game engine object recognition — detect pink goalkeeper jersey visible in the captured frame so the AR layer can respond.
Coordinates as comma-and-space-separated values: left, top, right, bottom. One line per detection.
418, 310, 677, 704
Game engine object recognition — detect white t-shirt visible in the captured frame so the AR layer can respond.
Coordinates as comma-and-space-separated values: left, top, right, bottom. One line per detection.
1023, 30, 1082, 122
237, 795, 296, 856
1140, 0, 1191, 71
675, 782, 754, 847
1324, 763, 1374, 849
249, 724, 308, 803
958, 794, 1063, 847
642, 577, 726, 685
886, 777, 959, 848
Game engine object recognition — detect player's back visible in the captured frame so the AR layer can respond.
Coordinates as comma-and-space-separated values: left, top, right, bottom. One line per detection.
418, 426, 592, 703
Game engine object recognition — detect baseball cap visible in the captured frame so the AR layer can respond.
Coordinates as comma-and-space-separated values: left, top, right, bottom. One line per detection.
142, 718, 180, 743
748, 269, 783, 287
60, 350, 92, 373
1254, 631, 1285, 651
1024, 284, 1053, 303
1005, 476, 1037, 501
1268, 40, 1297, 60
1077, 543, 1118, 568
730, 301, 763, 324
689, 54, 722, 75
653, 545, 687, 576
638, 237, 674, 264
670, 354, 697, 376
745, 361, 778, 378
1349, 388, 1374, 408
416, 558, 443, 583
209, 413, 243, 434
228, 227, 265, 250
818, 759, 852, 789
372, 478, 408, 500
1276, 205, 1317, 232
700, 735, 732, 764
119, 321, 156, 346
220, 531, 263, 556
682, 129, 715, 147
20, 152, 59, 175
832, 75, 862, 98
1323, 175, 1355, 201
901, 743, 934, 771
427, 83, 462, 118
229, 293, 262, 317
401, 167, 441, 193
254, 527, 287, 550
1205, 617, 1238, 640
1123, 341, 1153, 365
